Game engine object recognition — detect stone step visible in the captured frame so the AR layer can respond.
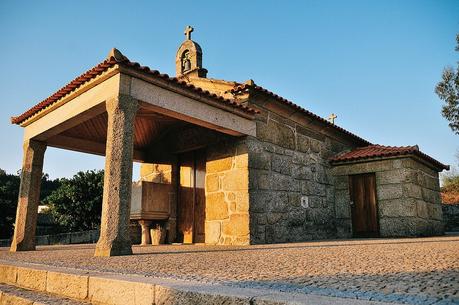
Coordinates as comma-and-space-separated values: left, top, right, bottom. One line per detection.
0, 283, 91, 305
0, 260, 398, 305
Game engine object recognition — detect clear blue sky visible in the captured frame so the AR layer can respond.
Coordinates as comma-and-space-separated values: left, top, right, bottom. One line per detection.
0, 0, 458, 179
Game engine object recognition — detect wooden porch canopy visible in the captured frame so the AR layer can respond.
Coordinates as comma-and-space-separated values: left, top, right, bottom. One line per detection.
12, 48, 257, 160
9, 49, 257, 257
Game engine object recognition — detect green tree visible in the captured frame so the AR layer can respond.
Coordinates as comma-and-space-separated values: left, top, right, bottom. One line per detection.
41, 173, 62, 200
0, 169, 61, 239
435, 34, 459, 135
0, 169, 20, 239
45, 170, 104, 232
441, 152, 459, 204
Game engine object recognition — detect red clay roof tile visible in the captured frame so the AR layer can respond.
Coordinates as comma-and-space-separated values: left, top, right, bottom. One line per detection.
11, 49, 258, 125
330, 144, 449, 170
231, 83, 371, 146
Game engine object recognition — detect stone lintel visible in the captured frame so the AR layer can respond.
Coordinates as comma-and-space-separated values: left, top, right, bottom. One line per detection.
119, 71, 256, 137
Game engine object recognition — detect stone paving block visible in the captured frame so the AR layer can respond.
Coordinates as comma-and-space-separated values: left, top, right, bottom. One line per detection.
46, 271, 88, 300
16, 267, 46, 291
253, 293, 395, 305
155, 285, 251, 305
0, 292, 34, 305
0, 282, 91, 305
0, 265, 17, 285
89, 276, 154, 305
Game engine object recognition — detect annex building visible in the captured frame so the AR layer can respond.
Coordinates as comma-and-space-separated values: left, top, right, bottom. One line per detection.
10, 27, 449, 256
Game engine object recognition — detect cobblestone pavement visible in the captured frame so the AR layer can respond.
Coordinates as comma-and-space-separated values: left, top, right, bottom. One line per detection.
1, 236, 458, 304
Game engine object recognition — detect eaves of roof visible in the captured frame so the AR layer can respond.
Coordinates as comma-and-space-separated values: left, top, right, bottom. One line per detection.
11, 49, 259, 126
231, 84, 371, 146
330, 144, 449, 171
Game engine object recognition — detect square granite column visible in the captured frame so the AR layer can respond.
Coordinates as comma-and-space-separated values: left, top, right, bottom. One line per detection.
10, 139, 46, 252
95, 95, 138, 257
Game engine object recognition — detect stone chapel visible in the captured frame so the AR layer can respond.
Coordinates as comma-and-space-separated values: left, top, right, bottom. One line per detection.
10, 26, 449, 256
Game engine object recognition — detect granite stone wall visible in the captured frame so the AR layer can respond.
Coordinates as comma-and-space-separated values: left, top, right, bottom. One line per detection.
205, 138, 250, 245
247, 108, 352, 244
332, 158, 444, 237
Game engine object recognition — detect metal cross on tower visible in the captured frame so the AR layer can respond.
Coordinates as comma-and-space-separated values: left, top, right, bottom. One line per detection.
184, 25, 194, 40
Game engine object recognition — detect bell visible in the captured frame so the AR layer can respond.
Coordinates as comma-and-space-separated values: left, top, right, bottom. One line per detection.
183, 59, 191, 72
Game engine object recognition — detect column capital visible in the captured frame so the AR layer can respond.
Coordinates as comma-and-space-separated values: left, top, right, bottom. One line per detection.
106, 94, 139, 116
23, 139, 47, 154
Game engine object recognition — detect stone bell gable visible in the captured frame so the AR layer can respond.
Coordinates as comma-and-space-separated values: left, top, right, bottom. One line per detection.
176, 25, 207, 78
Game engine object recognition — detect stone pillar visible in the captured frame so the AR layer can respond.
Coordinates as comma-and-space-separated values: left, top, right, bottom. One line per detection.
10, 140, 46, 252
138, 220, 152, 245
95, 95, 138, 257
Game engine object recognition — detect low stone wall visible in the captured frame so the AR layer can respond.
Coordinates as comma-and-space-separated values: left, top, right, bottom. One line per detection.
0, 230, 100, 248
442, 204, 459, 232
332, 157, 444, 238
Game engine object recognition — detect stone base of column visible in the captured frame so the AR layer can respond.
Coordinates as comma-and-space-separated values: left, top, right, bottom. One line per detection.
94, 238, 133, 257
10, 242, 35, 252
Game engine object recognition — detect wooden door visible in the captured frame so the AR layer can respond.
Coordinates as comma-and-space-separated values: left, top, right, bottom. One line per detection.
177, 149, 206, 243
349, 173, 379, 237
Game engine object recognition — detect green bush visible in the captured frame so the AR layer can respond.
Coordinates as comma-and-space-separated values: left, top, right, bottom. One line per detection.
45, 170, 104, 232
0, 169, 20, 239
0, 169, 61, 239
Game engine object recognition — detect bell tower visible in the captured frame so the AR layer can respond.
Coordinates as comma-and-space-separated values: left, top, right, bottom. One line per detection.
176, 25, 207, 78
